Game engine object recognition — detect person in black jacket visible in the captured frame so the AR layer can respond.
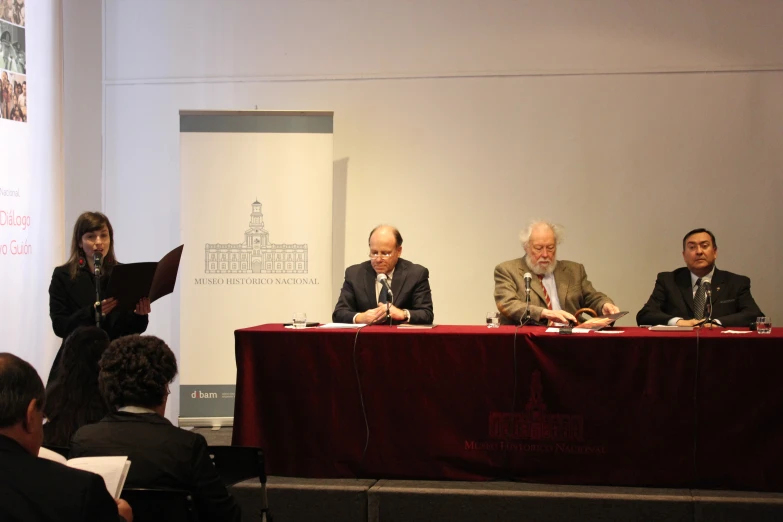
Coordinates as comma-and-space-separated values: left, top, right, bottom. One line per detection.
637, 228, 763, 327
0, 352, 132, 522
48, 211, 150, 384
71, 334, 242, 522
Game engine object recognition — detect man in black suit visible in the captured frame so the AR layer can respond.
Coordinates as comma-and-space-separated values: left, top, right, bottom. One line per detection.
637, 228, 762, 327
333, 225, 434, 324
0, 352, 132, 522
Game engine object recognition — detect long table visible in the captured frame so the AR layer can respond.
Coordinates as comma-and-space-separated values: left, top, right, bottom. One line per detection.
232, 325, 783, 491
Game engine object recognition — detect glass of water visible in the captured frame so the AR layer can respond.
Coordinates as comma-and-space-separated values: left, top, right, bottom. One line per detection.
292, 312, 307, 329
486, 312, 500, 328
756, 316, 772, 334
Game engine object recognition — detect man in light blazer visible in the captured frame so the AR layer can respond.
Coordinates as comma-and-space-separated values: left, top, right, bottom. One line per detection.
494, 220, 619, 325
636, 228, 762, 327
333, 225, 434, 324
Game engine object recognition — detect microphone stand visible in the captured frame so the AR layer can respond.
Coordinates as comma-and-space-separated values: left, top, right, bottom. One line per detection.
520, 293, 532, 326
93, 262, 102, 328
386, 289, 394, 327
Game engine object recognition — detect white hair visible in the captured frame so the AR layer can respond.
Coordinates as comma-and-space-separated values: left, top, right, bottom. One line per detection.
519, 220, 565, 249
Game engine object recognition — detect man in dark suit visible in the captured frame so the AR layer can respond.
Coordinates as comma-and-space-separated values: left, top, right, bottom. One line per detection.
333, 225, 434, 324
0, 352, 132, 522
637, 228, 763, 327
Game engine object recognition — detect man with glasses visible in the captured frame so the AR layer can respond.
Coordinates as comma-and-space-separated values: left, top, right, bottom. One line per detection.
332, 225, 434, 324
636, 228, 762, 327
494, 220, 619, 325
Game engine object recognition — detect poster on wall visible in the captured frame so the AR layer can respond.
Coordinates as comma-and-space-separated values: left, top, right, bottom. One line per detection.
1, 3, 27, 123
179, 111, 334, 425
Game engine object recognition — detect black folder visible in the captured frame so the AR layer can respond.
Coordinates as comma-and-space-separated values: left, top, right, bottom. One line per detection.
106, 245, 184, 312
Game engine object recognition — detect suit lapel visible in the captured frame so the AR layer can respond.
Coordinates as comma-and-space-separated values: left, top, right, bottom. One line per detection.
677, 269, 695, 315
711, 267, 726, 302
390, 261, 407, 305
554, 263, 569, 308
364, 264, 377, 306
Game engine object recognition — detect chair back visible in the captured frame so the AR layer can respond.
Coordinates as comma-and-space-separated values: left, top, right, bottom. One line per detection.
208, 445, 266, 486
120, 487, 197, 522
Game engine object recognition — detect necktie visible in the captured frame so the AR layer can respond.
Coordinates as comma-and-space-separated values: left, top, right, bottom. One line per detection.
537, 274, 552, 310
693, 278, 705, 319
379, 283, 389, 305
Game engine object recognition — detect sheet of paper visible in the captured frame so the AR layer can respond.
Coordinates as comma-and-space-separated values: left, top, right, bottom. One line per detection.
67, 456, 130, 499
721, 330, 753, 334
595, 330, 625, 334
318, 323, 365, 329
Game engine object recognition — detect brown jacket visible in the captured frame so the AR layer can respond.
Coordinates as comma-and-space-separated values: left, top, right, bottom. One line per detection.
494, 257, 614, 325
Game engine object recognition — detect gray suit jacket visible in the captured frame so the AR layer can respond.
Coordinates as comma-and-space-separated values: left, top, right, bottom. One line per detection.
332, 258, 434, 324
494, 257, 614, 325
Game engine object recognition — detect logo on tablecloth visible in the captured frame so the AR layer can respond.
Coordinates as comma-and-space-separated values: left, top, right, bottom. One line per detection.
204, 199, 308, 274
464, 370, 605, 455
489, 370, 584, 442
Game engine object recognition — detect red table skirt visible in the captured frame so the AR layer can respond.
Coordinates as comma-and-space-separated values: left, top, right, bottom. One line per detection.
232, 325, 783, 491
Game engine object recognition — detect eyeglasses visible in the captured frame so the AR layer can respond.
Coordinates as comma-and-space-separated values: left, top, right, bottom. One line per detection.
369, 252, 395, 259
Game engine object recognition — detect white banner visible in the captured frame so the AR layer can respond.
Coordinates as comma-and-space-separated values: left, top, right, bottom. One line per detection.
179, 111, 333, 421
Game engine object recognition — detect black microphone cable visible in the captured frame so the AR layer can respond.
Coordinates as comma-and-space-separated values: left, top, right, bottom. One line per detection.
351, 311, 389, 476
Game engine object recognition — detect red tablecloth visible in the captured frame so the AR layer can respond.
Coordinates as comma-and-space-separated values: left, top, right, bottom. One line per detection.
232, 325, 783, 490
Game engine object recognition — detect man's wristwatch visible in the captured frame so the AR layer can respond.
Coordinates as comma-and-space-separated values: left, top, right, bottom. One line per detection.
404, 309, 411, 322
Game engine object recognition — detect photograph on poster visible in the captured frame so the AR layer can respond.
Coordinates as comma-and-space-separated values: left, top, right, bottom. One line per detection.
0, 0, 24, 27
0, 19, 25, 74
0, 70, 25, 121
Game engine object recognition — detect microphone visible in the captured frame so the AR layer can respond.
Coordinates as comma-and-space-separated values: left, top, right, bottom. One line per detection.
701, 277, 711, 296
376, 273, 393, 297
93, 252, 103, 276
523, 272, 532, 295
701, 277, 712, 321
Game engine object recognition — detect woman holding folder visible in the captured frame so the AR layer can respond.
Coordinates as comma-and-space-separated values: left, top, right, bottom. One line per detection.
47, 211, 150, 385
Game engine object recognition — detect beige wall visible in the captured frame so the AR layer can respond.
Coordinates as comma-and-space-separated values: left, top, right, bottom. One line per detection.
57, 0, 781, 397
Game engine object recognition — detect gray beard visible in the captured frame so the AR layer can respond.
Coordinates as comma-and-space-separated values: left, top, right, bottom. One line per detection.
524, 256, 557, 276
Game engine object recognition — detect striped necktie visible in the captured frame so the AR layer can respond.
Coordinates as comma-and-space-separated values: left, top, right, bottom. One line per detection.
693, 278, 705, 319
537, 274, 552, 310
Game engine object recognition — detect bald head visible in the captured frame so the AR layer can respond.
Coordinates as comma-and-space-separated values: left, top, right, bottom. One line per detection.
368, 225, 403, 275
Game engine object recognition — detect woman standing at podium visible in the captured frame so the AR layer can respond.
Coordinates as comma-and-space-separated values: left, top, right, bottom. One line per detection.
48, 211, 150, 385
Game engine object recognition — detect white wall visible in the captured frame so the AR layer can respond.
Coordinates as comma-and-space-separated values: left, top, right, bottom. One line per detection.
89, 0, 783, 409
0, 1, 65, 376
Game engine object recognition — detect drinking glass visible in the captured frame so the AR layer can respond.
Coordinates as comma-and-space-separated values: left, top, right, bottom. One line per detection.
756, 316, 772, 334
486, 312, 500, 328
292, 312, 307, 329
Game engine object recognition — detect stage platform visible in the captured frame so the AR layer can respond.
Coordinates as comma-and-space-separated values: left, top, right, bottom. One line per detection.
195, 427, 783, 522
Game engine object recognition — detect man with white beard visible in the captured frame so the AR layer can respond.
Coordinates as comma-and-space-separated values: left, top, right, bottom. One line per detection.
494, 221, 619, 325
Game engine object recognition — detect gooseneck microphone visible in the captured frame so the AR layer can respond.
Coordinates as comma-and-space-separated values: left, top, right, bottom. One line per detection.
93, 252, 103, 327
376, 273, 393, 326
93, 252, 103, 276
701, 277, 713, 322
523, 272, 532, 295
376, 273, 393, 297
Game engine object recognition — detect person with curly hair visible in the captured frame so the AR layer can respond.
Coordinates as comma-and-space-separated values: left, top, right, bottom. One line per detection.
70, 335, 241, 522
43, 326, 111, 447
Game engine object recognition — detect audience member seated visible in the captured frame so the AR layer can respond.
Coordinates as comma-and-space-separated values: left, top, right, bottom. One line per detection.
43, 326, 111, 447
70, 334, 242, 522
0, 352, 132, 521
